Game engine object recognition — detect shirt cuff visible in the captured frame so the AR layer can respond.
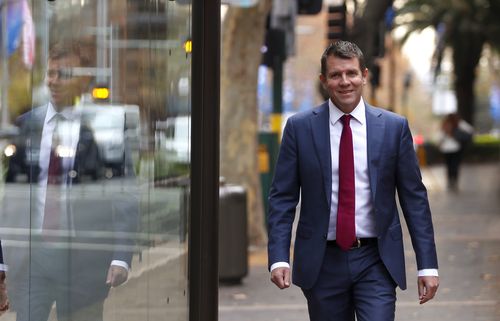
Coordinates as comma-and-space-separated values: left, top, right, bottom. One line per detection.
111, 260, 129, 271
0, 264, 7, 272
270, 262, 290, 272
418, 269, 438, 277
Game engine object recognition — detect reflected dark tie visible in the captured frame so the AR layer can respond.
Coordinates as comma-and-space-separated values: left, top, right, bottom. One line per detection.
44, 115, 63, 231
336, 114, 356, 251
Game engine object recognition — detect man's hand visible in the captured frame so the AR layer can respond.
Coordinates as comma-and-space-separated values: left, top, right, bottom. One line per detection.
418, 276, 439, 304
106, 266, 128, 288
270, 267, 291, 290
0, 272, 9, 315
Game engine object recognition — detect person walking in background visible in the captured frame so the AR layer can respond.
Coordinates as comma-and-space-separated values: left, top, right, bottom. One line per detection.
438, 113, 474, 191
267, 41, 439, 321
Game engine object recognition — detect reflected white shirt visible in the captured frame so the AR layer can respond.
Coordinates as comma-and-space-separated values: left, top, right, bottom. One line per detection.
37, 102, 128, 270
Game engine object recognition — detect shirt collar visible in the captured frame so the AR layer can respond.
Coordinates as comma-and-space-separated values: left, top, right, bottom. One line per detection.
45, 102, 79, 124
328, 98, 366, 126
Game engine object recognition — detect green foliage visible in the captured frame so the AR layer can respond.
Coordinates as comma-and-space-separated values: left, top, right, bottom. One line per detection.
136, 152, 189, 181
423, 137, 500, 164
473, 133, 500, 145
395, 0, 500, 123
396, 0, 500, 49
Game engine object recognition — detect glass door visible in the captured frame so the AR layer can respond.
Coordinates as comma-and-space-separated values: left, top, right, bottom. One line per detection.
0, 1, 191, 320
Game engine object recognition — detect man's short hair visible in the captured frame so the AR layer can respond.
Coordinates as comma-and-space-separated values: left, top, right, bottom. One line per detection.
321, 41, 366, 75
48, 41, 94, 67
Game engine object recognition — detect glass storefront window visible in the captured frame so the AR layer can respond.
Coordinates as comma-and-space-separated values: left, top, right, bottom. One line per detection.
0, 1, 191, 320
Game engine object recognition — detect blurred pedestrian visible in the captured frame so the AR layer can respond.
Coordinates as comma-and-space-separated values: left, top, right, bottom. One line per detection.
267, 41, 439, 321
438, 113, 474, 191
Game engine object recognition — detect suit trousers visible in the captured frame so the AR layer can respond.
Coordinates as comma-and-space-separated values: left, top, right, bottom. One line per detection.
14, 242, 106, 321
301, 243, 396, 321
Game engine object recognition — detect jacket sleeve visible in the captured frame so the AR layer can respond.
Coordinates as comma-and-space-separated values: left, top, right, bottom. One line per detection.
267, 117, 301, 270
396, 118, 438, 270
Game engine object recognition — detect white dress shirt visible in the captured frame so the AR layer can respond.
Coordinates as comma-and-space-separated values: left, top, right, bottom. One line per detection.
271, 98, 437, 277
328, 98, 376, 240
37, 102, 128, 271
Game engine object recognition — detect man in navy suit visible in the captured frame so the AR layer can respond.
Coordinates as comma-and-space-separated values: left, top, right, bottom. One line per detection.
267, 41, 439, 321
1, 41, 138, 321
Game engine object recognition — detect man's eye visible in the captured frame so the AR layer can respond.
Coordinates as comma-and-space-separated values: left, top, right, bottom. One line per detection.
46, 68, 73, 79
47, 70, 58, 78
59, 69, 73, 79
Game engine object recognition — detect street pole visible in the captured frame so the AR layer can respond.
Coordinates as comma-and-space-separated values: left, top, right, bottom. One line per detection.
270, 29, 285, 139
270, 52, 283, 137
96, 0, 108, 85
1, 1, 10, 129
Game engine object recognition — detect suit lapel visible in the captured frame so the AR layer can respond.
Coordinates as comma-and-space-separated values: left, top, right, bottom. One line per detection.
365, 104, 385, 202
23, 106, 48, 183
310, 102, 332, 208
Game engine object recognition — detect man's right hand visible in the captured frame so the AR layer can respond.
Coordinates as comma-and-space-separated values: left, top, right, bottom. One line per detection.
0, 272, 9, 315
270, 267, 291, 289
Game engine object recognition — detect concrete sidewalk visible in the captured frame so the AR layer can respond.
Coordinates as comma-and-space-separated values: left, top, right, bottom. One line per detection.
219, 162, 500, 321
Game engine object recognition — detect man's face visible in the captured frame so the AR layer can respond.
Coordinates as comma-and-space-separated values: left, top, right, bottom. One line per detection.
46, 54, 89, 111
319, 56, 368, 113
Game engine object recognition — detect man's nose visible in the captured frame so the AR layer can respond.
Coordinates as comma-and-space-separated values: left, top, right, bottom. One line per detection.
339, 73, 349, 84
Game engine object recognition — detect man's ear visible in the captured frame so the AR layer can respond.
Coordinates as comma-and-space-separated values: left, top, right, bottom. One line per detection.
319, 73, 326, 86
362, 68, 368, 83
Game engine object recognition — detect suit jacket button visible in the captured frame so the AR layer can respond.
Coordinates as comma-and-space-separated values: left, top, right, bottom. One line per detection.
323, 234, 327, 239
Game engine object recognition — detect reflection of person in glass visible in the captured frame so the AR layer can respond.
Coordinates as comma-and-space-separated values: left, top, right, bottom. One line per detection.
2, 41, 138, 321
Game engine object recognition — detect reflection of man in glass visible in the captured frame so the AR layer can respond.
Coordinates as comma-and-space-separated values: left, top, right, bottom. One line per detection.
2, 41, 138, 321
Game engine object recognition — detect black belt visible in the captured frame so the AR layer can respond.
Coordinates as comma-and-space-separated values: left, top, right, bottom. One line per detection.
327, 238, 377, 249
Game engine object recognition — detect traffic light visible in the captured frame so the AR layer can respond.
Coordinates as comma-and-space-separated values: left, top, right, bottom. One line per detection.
297, 0, 323, 15
92, 85, 110, 101
261, 28, 286, 69
326, 4, 346, 43
184, 39, 192, 54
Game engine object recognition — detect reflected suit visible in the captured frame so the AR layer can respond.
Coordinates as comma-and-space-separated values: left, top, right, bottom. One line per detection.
1, 104, 139, 321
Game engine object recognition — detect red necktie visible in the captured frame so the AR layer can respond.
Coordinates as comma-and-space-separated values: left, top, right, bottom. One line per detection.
44, 116, 63, 232
336, 114, 356, 251
47, 148, 62, 184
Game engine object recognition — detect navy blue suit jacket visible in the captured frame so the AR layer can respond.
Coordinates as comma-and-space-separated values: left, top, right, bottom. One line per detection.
267, 101, 438, 290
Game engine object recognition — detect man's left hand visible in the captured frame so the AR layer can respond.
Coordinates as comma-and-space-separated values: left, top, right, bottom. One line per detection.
106, 266, 128, 288
418, 276, 439, 304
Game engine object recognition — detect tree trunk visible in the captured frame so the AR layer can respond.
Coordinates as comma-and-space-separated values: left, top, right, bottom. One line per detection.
452, 31, 485, 125
349, 0, 393, 69
220, 0, 271, 246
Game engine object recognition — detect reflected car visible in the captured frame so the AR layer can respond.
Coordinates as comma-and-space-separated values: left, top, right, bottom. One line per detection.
0, 126, 22, 182
1, 103, 140, 182
157, 115, 191, 165
80, 104, 140, 176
